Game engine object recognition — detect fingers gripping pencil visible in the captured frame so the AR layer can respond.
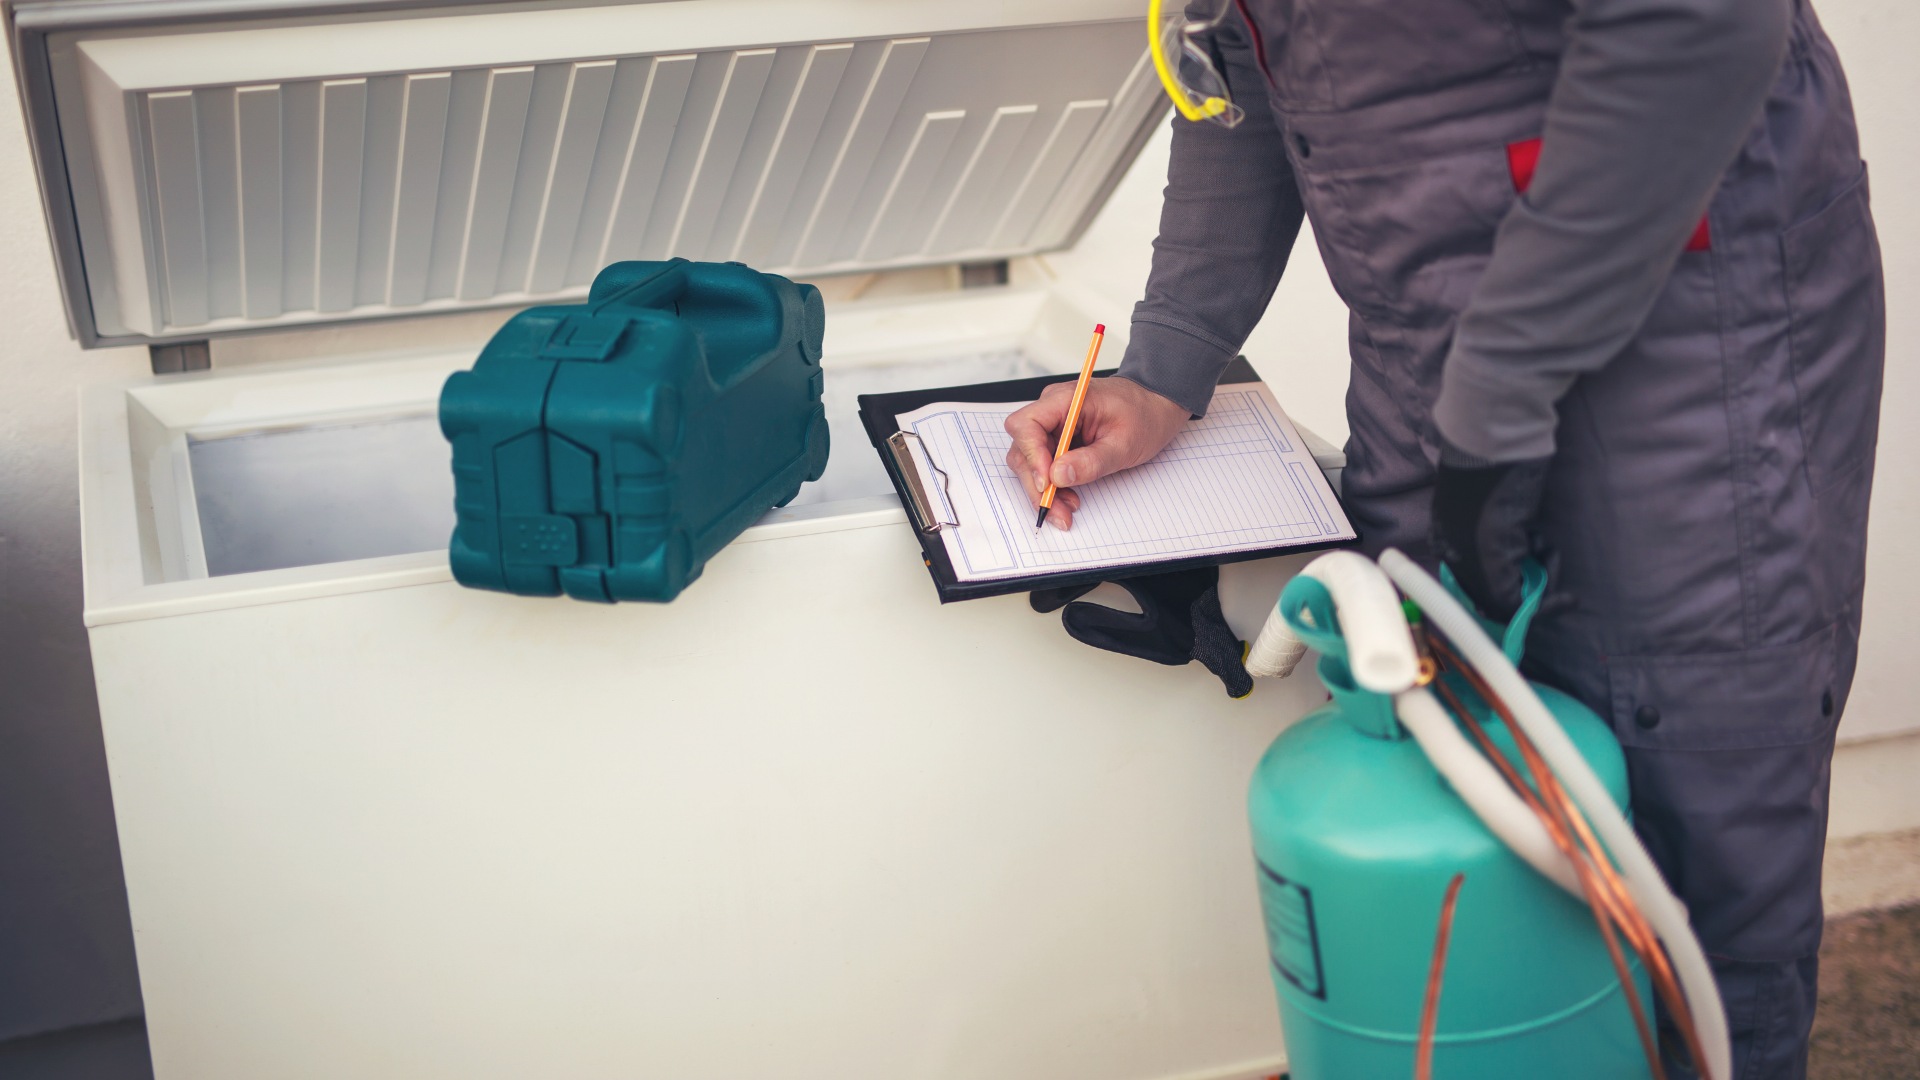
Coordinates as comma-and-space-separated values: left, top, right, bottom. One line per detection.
1037, 324, 1106, 532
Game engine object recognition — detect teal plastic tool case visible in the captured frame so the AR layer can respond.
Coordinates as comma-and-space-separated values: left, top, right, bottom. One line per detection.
440, 259, 828, 603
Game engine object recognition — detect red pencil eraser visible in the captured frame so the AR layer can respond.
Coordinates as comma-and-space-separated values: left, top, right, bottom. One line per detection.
1095, 323, 1105, 334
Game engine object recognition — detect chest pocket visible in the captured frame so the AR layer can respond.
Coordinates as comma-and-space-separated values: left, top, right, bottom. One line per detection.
1247, 0, 1539, 109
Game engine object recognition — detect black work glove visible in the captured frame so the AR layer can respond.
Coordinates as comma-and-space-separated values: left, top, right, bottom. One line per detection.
1030, 566, 1253, 699
1429, 440, 1552, 624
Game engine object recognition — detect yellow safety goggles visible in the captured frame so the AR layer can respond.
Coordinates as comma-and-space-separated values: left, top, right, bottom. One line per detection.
1149, 0, 1245, 128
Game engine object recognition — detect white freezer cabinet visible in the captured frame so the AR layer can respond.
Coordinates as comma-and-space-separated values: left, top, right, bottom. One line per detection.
80, 283, 1346, 1080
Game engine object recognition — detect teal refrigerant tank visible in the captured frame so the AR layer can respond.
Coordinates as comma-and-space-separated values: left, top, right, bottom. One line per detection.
1247, 564, 1651, 1079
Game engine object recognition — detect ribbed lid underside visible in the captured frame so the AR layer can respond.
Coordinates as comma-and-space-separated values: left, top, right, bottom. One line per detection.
48, 3, 1162, 344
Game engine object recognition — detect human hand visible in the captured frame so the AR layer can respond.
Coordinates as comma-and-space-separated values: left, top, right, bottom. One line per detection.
1003, 376, 1190, 530
1428, 445, 1552, 623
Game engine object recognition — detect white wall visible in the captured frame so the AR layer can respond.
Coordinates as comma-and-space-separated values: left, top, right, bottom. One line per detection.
1820, 0, 1919, 740
1056, 0, 1919, 741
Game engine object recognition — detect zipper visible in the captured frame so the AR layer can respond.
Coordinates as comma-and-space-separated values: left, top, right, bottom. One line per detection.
1231, 0, 1278, 88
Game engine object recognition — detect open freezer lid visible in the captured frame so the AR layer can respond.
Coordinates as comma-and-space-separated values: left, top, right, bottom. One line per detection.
11, 0, 1167, 348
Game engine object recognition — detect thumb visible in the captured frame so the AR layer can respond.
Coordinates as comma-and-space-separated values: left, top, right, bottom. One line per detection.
1050, 439, 1131, 488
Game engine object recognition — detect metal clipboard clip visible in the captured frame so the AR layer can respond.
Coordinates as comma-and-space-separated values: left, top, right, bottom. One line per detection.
887, 430, 961, 533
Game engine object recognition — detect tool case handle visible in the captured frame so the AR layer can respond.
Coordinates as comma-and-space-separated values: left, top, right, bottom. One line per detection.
588, 258, 690, 314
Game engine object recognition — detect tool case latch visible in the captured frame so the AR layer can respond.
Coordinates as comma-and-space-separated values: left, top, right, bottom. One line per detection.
541, 315, 629, 362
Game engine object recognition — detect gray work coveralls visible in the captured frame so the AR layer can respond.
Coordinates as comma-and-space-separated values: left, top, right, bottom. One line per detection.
1113, 2, 1885, 1076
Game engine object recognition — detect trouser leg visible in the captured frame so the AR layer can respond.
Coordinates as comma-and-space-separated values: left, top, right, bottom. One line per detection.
1657, 955, 1822, 1080
1520, 591, 1859, 1080
1340, 342, 1436, 563
1613, 719, 1839, 1080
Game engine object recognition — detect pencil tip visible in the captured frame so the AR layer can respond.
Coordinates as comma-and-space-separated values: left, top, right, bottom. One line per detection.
1034, 506, 1049, 530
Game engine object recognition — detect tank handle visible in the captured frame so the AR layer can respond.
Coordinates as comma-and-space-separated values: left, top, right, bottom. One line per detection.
1275, 574, 1344, 662
1435, 558, 1549, 667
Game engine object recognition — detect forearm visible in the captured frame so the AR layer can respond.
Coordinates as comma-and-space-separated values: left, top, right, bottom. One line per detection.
1434, 0, 1792, 461
1116, 12, 1305, 417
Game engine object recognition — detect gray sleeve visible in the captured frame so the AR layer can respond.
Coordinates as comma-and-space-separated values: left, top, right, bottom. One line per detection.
1432, 0, 1793, 462
1114, 12, 1306, 418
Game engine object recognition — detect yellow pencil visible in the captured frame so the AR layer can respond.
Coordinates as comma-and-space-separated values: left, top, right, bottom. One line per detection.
1036, 323, 1106, 531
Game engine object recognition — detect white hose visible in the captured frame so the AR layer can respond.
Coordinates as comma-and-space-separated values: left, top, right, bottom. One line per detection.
1378, 548, 1732, 1080
1246, 552, 1421, 685
1255, 551, 1419, 692
1394, 687, 1582, 896
1245, 613, 1308, 678
1247, 552, 1416, 683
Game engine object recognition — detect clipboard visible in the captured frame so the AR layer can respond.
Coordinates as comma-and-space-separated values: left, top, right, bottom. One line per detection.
856, 357, 1357, 603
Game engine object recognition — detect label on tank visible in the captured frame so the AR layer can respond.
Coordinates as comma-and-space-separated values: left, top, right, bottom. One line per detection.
1257, 862, 1325, 1000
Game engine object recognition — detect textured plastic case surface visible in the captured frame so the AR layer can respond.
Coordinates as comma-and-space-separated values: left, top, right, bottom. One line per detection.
440, 259, 827, 602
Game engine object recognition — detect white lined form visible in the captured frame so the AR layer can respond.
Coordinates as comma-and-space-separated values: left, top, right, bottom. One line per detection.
896, 382, 1355, 582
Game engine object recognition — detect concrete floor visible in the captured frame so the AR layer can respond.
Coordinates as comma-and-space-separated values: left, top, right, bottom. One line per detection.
1810, 902, 1920, 1080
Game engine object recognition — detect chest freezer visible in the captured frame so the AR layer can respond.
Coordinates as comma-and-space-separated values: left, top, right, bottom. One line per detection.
20, 2, 1344, 1078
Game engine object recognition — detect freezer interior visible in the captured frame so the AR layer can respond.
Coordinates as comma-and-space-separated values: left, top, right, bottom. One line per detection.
116, 285, 1104, 586
188, 413, 454, 577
